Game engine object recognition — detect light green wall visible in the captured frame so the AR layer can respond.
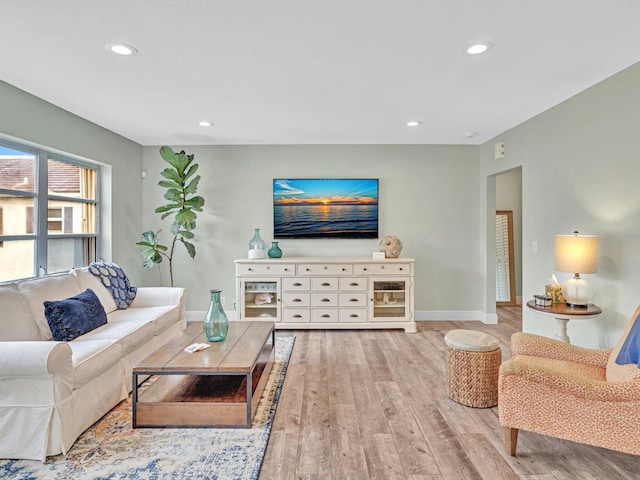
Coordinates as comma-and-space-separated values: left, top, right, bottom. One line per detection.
0, 80, 144, 280
142, 145, 483, 313
480, 61, 640, 348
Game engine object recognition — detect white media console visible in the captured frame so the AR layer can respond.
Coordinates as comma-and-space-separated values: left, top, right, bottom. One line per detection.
235, 257, 416, 332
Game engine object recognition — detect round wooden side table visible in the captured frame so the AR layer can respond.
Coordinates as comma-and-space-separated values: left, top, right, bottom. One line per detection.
526, 300, 602, 344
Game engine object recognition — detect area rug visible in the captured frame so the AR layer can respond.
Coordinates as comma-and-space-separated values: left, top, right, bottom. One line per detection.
0, 335, 295, 480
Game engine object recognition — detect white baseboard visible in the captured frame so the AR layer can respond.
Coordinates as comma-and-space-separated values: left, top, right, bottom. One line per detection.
415, 310, 498, 324
186, 310, 238, 322
186, 310, 496, 324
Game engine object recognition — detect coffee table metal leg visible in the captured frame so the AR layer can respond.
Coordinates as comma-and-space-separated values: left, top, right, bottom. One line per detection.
246, 371, 253, 427
132, 372, 138, 428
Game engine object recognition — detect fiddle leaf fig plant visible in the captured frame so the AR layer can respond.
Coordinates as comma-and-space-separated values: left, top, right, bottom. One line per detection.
136, 146, 205, 286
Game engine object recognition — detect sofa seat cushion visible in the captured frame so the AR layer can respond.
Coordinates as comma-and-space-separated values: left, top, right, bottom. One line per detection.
44, 289, 107, 342
67, 339, 122, 388
109, 306, 180, 335
77, 318, 154, 356
18, 273, 82, 340
0, 284, 41, 341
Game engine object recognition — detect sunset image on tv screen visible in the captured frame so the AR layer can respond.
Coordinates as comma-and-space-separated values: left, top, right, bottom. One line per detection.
273, 179, 379, 239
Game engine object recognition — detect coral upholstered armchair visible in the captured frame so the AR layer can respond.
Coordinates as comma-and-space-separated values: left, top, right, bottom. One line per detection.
498, 305, 640, 456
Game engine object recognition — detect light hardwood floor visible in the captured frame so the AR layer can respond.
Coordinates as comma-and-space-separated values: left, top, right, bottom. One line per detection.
261, 306, 640, 479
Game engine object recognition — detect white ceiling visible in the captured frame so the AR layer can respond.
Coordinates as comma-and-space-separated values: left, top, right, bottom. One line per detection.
1, 0, 640, 146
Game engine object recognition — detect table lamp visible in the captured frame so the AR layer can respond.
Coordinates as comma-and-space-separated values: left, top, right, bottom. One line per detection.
554, 231, 598, 307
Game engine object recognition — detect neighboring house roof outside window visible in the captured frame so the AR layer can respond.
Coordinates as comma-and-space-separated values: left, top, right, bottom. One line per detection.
0, 157, 80, 193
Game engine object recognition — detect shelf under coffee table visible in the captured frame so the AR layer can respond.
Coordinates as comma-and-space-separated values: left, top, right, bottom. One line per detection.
132, 321, 275, 428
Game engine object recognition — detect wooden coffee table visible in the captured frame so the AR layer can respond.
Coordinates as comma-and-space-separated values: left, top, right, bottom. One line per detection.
132, 321, 275, 428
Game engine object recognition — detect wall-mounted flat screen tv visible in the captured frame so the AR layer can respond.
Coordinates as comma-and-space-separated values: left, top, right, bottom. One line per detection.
273, 178, 379, 239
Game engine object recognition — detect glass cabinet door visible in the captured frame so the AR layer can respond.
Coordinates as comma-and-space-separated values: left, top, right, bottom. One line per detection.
242, 279, 280, 320
371, 279, 407, 319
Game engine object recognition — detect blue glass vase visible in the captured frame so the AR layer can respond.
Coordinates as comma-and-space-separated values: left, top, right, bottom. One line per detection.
248, 228, 267, 259
268, 241, 282, 258
204, 289, 228, 342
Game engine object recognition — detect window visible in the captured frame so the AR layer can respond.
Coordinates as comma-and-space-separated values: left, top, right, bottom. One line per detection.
0, 141, 100, 282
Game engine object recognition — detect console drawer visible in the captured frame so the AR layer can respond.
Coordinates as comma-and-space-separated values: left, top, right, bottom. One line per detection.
282, 309, 311, 323
237, 263, 296, 276
339, 292, 368, 307
311, 293, 338, 307
283, 277, 311, 291
339, 308, 367, 323
311, 309, 339, 323
298, 264, 353, 276
311, 277, 338, 290
354, 263, 411, 275
338, 277, 368, 291
282, 293, 310, 307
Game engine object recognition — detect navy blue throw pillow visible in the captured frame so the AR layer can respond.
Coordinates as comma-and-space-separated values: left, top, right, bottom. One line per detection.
44, 289, 107, 341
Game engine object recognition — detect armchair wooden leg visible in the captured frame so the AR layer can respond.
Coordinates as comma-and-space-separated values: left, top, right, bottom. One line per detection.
503, 426, 518, 456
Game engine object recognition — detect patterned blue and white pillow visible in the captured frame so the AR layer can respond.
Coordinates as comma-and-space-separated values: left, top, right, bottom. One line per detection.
88, 262, 137, 309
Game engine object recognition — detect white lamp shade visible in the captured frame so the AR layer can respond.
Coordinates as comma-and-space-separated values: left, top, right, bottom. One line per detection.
554, 234, 598, 274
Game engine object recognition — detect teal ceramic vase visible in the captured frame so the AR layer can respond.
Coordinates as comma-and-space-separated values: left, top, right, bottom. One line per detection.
204, 289, 228, 342
268, 241, 283, 258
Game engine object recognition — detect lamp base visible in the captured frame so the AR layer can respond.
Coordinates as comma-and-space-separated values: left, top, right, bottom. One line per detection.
561, 275, 593, 308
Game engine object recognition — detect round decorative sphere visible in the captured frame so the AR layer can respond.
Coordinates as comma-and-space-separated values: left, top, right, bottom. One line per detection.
379, 236, 403, 258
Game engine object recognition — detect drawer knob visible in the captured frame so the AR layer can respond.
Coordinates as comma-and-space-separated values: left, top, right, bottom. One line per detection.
342, 268, 346, 271
293, 314, 302, 318
248, 268, 253, 271
363, 267, 367, 271
349, 314, 359, 318
293, 282, 302, 286
321, 314, 330, 318
321, 298, 331, 302
293, 298, 302, 302
324, 266, 328, 270
349, 282, 359, 286
266, 266, 270, 270
285, 268, 289, 271
321, 282, 330, 286
349, 298, 359, 302
381, 266, 384, 269
306, 268, 310, 271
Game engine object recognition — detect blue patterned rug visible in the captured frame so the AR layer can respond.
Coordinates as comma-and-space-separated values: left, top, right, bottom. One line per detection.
0, 336, 294, 480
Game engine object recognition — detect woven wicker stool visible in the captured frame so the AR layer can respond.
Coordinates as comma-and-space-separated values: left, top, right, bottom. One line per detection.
444, 329, 501, 408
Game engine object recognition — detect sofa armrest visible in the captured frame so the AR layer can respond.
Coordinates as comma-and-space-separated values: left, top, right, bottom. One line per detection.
0, 341, 72, 377
0, 341, 74, 405
129, 287, 185, 308
510, 332, 611, 368
499, 358, 640, 402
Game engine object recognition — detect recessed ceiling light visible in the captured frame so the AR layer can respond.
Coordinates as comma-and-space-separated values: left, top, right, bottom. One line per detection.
464, 131, 477, 138
198, 121, 213, 127
406, 121, 422, 127
105, 43, 138, 56
466, 42, 493, 55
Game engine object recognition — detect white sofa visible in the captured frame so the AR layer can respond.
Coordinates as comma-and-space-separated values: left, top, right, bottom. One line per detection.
0, 267, 186, 461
